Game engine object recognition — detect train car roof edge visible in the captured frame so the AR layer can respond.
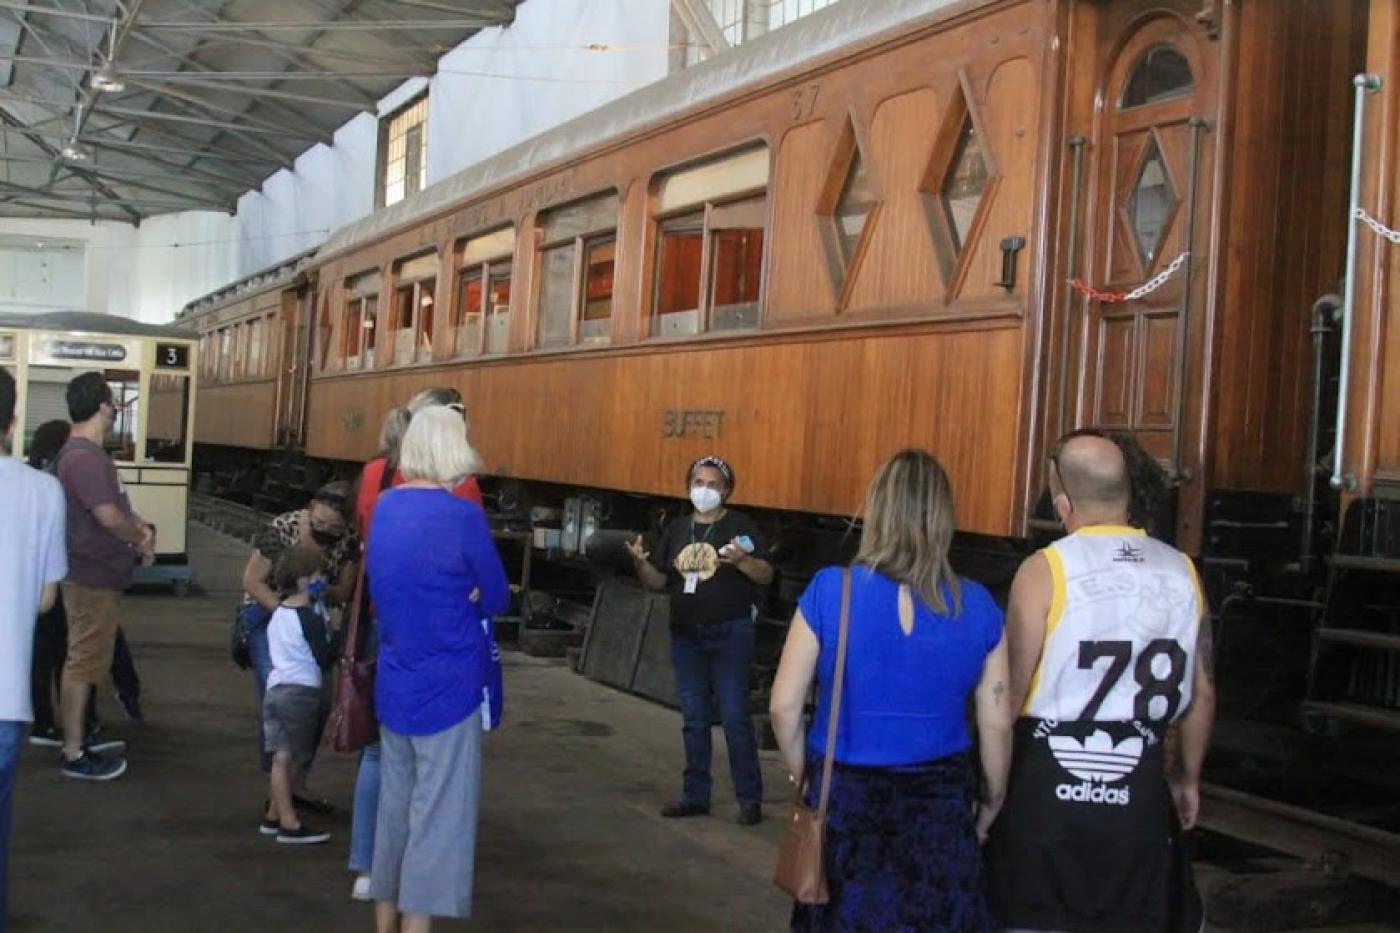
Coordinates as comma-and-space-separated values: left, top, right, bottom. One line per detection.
316, 0, 977, 263
0, 311, 195, 339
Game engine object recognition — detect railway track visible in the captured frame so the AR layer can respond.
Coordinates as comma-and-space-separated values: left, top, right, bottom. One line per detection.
189, 493, 273, 546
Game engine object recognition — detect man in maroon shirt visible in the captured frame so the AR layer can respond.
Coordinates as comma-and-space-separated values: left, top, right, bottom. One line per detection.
54, 373, 154, 781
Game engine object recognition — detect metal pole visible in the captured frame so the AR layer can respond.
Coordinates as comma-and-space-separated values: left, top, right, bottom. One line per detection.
1170, 116, 1211, 484
1332, 73, 1383, 491
1057, 135, 1086, 438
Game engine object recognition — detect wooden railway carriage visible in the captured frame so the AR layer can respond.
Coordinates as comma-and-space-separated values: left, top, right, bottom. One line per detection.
1, 311, 198, 593
182, 0, 1400, 874
190, 0, 1364, 558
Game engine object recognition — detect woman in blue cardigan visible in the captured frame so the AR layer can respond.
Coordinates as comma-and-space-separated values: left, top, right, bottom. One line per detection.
366, 406, 509, 933
770, 449, 1013, 932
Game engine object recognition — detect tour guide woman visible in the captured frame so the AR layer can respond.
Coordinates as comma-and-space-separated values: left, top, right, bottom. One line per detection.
627, 455, 774, 825
769, 449, 1012, 931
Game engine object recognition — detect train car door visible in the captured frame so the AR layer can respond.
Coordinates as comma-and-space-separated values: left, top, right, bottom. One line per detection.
275, 285, 311, 446
1070, 3, 1221, 548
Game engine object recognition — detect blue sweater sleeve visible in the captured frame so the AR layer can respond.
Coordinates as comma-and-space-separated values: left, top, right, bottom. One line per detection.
461, 502, 511, 617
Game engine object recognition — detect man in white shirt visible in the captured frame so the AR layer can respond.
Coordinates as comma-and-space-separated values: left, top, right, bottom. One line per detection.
0, 368, 68, 919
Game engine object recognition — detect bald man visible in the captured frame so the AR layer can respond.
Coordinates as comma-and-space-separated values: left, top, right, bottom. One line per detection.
986, 430, 1215, 932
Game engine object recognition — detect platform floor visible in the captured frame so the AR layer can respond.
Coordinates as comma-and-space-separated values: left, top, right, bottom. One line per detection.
10, 523, 1399, 932
11, 523, 791, 932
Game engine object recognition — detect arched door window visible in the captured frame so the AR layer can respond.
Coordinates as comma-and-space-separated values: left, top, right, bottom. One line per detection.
1120, 45, 1193, 109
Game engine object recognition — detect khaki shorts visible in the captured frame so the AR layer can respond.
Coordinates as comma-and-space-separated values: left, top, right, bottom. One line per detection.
61, 581, 122, 684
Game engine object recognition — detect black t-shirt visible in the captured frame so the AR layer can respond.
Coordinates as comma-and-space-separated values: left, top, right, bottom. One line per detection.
650, 510, 769, 630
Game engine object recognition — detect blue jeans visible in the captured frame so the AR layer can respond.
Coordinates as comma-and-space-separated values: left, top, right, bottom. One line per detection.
0, 720, 24, 927
670, 617, 763, 807
349, 743, 381, 873
348, 620, 381, 874
241, 603, 274, 775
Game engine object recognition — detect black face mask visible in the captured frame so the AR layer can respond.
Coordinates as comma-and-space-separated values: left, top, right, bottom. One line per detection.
311, 527, 343, 548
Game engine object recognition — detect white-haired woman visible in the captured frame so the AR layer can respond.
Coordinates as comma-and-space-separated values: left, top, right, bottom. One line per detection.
366, 406, 509, 932
769, 449, 1012, 932
347, 391, 483, 900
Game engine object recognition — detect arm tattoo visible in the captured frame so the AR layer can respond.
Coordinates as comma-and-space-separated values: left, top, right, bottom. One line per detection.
992, 681, 1006, 706
1197, 616, 1216, 680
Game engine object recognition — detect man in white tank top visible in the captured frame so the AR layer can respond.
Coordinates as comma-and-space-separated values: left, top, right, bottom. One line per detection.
987, 431, 1216, 932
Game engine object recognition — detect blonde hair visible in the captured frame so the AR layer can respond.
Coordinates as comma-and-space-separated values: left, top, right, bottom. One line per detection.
398, 405, 480, 487
854, 449, 961, 616
377, 407, 411, 465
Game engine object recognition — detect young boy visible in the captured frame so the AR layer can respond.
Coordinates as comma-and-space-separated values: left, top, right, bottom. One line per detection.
259, 546, 338, 844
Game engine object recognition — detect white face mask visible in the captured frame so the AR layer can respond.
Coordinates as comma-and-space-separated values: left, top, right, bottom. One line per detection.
690, 486, 723, 514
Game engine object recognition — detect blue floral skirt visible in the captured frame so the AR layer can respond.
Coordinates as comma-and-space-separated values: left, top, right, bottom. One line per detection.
790, 752, 991, 933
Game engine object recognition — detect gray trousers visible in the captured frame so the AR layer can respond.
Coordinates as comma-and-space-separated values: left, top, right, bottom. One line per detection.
370, 710, 482, 919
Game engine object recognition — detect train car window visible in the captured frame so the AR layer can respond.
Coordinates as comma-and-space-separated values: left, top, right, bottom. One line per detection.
486, 266, 512, 353
317, 297, 332, 372
455, 271, 484, 356
217, 327, 232, 381
940, 117, 990, 255
578, 237, 615, 344
343, 271, 380, 370
651, 145, 769, 336
392, 253, 439, 364
708, 197, 765, 331
536, 244, 576, 349
1129, 138, 1173, 266
248, 318, 264, 378
833, 150, 875, 263
145, 373, 190, 464
537, 192, 619, 349
23, 365, 70, 450
1120, 46, 1193, 109
654, 213, 705, 335
455, 226, 515, 357
0, 333, 13, 361
104, 370, 139, 462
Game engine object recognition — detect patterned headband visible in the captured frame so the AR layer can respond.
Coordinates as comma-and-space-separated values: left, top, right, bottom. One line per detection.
689, 455, 733, 488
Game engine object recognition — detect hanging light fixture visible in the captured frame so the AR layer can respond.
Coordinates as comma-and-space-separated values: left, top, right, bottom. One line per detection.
60, 137, 90, 161
60, 105, 91, 161
90, 19, 125, 93
91, 61, 125, 93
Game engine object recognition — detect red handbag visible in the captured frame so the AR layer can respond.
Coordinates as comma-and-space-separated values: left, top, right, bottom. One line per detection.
328, 559, 377, 753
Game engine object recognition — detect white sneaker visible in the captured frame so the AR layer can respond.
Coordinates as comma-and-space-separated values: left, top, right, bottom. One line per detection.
351, 874, 372, 902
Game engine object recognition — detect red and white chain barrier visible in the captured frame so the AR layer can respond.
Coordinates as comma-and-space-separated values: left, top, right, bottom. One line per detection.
1071, 251, 1190, 303
1354, 206, 1400, 244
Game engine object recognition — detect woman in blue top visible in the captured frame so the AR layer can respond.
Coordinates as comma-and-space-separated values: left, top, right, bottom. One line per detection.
366, 406, 509, 933
770, 449, 1013, 932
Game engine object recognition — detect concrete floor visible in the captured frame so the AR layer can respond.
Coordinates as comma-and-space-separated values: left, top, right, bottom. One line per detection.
11, 523, 790, 932
11, 523, 1399, 932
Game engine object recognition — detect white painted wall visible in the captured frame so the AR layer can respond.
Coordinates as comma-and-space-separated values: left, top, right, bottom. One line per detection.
0, 0, 683, 323
0, 217, 134, 316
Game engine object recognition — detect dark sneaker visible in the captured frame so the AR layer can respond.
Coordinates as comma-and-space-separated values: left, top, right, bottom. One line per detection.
276, 824, 330, 845
29, 725, 63, 748
60, 751, 127, 781
293, 794, 334, 815
117, 692, 145, 722
660, 801, 710, 819
259, 817, 280, 836
737, 803, 763, 826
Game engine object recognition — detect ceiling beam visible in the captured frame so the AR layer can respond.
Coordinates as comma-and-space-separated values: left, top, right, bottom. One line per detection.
0, 152, 246, 193
124, 73, 373, 111
0, 3, 110, 24
0, 102, 142, 221
134, 18, 502, 32
121, 75, 334, 144
0, 179, 231, 211
0, 198, 132, 221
